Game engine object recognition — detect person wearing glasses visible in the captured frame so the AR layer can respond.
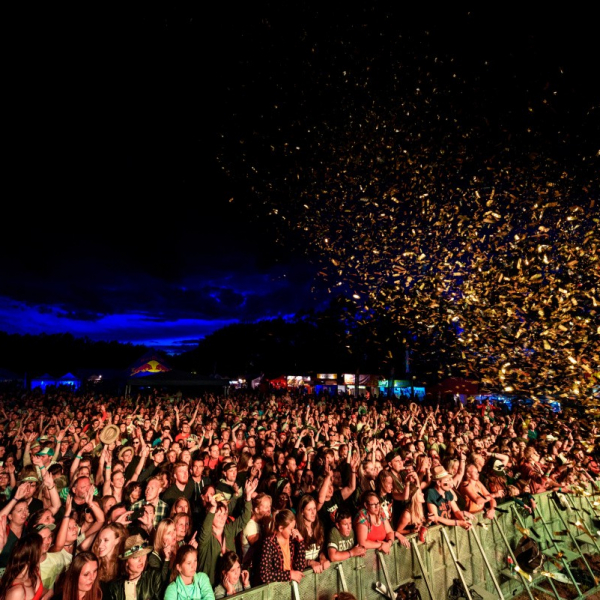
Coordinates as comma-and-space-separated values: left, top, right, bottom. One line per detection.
353, 491, 398, 554
425, 466, 473, 530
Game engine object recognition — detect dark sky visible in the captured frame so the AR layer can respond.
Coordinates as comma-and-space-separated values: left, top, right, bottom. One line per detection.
2, 6, 598, 355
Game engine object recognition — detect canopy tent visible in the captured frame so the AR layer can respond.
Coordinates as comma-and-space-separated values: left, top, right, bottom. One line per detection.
128, 350, 172, 378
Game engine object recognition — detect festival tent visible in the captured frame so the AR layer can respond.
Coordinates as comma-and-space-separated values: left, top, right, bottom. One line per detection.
29, 373, 57, 392
57, 372, 82, 390
267, 376, 288, 390
127, 350, 172, 378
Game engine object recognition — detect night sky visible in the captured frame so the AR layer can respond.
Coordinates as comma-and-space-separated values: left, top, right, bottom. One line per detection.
2, 6, 598, 368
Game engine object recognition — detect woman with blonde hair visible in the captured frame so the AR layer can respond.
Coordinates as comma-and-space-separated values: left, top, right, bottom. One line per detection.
415, 454, 432, 489
172, 511, 194, 548
149, 518, 177, 584
91, 522, 128, 595
443, 453, 467, 489
395, 487, 427, 543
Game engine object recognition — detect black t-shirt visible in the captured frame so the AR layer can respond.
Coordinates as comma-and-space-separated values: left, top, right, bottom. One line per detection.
318, 490, 346, 534
160, 479, 194, 508
337, 460, 352, 488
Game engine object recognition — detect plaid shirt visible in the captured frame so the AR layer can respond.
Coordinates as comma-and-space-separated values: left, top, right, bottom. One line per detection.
131, 498, 169, 528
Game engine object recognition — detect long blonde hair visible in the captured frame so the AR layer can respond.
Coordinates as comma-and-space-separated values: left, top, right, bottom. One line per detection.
154, 518, 176, 559
407, 487, 425, 529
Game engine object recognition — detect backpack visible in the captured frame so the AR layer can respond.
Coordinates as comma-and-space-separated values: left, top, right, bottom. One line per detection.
514, 536, 543, 573
447, 578, 467, 600
395, 581, 421, 600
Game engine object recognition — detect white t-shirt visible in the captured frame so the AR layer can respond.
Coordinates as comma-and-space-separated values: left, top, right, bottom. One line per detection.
40, 549, 73, 590
240, 519, 260, 562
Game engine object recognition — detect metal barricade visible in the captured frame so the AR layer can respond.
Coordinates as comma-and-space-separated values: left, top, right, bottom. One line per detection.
227, 485, 599, 600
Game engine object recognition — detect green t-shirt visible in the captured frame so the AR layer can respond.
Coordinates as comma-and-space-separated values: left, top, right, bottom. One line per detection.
327, 526, 355, 553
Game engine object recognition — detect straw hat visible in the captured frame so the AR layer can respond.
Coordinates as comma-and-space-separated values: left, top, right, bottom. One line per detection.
431, 466, 451, 481
118, 446, 134, 460
119, 534, 153, 560
99, 424, 120, 445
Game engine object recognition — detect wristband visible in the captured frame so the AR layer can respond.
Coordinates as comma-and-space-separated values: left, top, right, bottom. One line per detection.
105, 465, 111, 469
46, 486, 55, 491
75, 455, 83, 460
40, 465, 46, 469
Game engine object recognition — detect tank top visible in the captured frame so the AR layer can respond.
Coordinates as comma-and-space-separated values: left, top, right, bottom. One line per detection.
366, 519, 387, 543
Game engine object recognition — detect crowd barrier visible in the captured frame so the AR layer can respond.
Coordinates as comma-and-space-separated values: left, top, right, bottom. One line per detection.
231, 485, 600, 600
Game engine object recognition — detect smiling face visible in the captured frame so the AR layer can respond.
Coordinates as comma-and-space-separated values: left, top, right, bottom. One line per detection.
97, 527, 119, 558
437, 476, 453, 493
213, 506, 229, 530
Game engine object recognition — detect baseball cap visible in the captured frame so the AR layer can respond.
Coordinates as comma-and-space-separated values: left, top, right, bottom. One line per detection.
19, 476, 39, 484
36, 447, 55, 457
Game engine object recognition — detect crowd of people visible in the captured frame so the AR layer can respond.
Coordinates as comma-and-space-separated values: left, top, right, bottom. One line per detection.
0, 388, 598, 600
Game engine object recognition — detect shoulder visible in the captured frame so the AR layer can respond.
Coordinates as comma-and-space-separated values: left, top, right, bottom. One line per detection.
164, 580, 180, 600
424, 486, 439, 500
5, 584, 26, 600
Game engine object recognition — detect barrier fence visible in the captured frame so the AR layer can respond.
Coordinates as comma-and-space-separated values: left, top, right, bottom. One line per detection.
231, 485, 600, 600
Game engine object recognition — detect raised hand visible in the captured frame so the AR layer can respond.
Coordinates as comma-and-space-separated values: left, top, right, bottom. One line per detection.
14, 482, 30, 500
241, 569, 250, 588
84, 486, 95, 507
244, 475, 259, 500
42, 468, 55, 489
